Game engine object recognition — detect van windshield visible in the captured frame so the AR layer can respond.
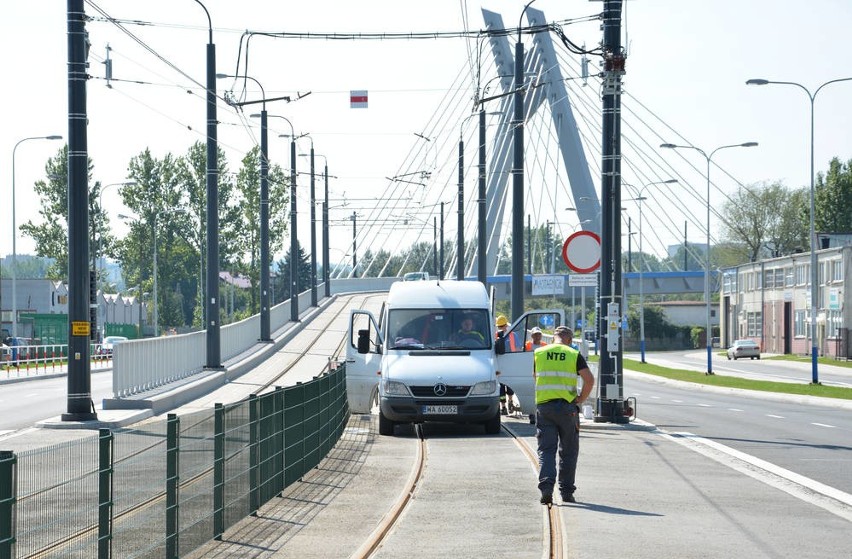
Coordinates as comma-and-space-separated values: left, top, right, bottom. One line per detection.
387, 308, 491, 350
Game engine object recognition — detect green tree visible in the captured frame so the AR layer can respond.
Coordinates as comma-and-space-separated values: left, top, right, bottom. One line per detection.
20, 145, 107, 279
118, 149, 194, 332
231, 147, 289, 314
181, 141, 239, 327
720, 181, 808, 262
814, 156, 852, 235
275, 242, 311, 301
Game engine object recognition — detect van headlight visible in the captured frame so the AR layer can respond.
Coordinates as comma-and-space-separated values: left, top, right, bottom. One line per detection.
469, 380, 497, 396
382, 379, 410, 396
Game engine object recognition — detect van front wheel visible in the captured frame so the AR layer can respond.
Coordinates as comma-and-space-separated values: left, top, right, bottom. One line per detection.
484, 411, 501, 435
379, 409, 395, 436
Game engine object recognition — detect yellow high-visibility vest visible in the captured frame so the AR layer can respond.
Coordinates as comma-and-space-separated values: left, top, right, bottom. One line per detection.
533, 345, 579, 404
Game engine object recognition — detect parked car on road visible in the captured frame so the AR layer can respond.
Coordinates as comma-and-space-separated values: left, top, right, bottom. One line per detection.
99, 335, 128, 356
403, 271, 430, 281
726, 339, 760, 360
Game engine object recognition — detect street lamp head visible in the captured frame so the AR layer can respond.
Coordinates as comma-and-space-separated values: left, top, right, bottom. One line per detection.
249, 113, 262, 118
662, 179, 678, 184
660, 143, 677, 149
741, 141, 759, 148
746, 79, 769, 86
46, 135, 63, 140
215, 73, 232, 79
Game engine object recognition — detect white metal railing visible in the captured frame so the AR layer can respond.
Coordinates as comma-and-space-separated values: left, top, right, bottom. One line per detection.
112, 331, 205, 398
1, 343, 113, 379
85, 280, 392, 398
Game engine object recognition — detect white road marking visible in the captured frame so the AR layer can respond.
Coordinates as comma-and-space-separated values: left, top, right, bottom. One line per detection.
697, 403, 712, 407
767, 414, 785, 419
650, 395, 660, 399
649, 426, 852, 522
728, 408, 744, 412
811, 422, 836, 429
672, 399, 683, 403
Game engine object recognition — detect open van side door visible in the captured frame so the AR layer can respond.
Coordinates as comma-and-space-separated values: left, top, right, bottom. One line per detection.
346, 309, 384, 413
494, 309, 565, 415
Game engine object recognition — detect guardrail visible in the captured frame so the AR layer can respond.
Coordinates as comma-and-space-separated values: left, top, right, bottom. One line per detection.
0, 366, 349, 559
1, 344, 113, 379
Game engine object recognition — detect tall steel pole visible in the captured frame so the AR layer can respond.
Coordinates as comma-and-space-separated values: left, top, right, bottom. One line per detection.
746, 76, 852, 384
477, 108, 487, 286
510, 7, 529, 321
194, 0, 221, 369
457, 138, 464, 280
259, 107, 271, 340
290, 138, 299, 319
64, 0, 96, 421
309, 143, 318, 306
323, 161, 330, 297
595, 0, 625, 423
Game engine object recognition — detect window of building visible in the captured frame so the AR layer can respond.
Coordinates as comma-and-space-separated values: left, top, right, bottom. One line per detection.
832, 260, 843, 283
785, 269, 794, 287
826, 310, 842, 339
794, 310, 806, 337
796, 264, 807, 286
746, 311, 762, 337
764, 270, 774, 289
775, 268, 785, 288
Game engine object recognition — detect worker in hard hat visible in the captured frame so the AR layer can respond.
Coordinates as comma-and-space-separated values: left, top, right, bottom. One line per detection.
495, 315, 519, 352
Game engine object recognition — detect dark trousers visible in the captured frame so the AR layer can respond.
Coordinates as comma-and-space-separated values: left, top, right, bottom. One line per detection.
535, 399, 580, 497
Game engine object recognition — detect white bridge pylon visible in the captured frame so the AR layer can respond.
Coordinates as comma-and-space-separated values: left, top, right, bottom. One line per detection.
477, 8, 600, 278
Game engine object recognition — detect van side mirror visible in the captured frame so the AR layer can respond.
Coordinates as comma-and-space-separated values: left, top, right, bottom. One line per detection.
357, 329, 371, 354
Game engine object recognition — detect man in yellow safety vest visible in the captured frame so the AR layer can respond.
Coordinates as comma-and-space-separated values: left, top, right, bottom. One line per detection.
533, 325, 594, 506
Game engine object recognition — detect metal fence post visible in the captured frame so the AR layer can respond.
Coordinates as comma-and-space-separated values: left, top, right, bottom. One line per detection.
213, 403, 224, 540
274, 387, 285, 496
166, 414, 180, 559
0, 450, 16, 558
98, 428, 114, 559
249, 393, 259, 516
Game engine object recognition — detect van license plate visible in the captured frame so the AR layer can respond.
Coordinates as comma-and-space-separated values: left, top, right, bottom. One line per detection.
423, 405, 457, 415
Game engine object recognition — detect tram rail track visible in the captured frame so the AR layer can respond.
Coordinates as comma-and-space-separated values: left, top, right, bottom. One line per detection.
20, 293, 383, 559
349, 419, 564, 559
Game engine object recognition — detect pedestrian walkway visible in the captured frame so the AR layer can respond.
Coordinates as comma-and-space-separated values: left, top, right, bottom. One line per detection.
184, 411, 850, 559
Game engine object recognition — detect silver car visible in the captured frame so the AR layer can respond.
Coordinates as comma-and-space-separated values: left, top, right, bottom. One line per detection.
726, 339, 760, 360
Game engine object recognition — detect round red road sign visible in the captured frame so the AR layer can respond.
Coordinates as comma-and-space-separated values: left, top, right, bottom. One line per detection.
562, 230, 601, 273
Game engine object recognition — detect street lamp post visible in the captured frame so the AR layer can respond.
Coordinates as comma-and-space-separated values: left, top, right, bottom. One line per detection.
661, 142, 757, 374
746, 76, 852, 384
10, 134, 63, 338
301, 152, 329, 299
191, 0, 221, 369
626, 179, 678, 363
297, 137, 319, 306
276, 125, 302, 322
96, 180, 136, 280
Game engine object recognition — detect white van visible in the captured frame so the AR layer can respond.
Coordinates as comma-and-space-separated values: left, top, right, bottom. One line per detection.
346, 280, 564, 435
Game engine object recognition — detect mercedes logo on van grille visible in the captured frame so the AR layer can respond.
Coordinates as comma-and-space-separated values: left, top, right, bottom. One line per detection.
433, 383, 448, 396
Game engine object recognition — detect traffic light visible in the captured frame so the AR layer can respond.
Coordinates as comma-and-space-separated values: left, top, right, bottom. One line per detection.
89, 270, 98, 341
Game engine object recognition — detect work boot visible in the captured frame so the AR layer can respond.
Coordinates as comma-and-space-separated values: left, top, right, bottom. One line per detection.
501, 405, 508, 415
540, 493, 552, 506
561, 493, 576, 503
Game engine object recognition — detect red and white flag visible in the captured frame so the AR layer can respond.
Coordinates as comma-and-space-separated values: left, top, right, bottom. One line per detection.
350, 90, 368, 108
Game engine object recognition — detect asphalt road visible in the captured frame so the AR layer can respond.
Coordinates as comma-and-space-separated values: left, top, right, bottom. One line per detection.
0, 369, 113, 431
626, 349, 852, 387
624, 372, 852, 494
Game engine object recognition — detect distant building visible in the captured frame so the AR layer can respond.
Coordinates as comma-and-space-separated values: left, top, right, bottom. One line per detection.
719, 245, 850, 357
650, 300, 718, 329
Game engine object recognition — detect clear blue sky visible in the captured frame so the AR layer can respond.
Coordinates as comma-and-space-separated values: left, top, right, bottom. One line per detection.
3, 1, 851, 264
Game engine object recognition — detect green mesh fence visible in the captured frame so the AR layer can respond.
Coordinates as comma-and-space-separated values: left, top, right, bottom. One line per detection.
1, 366, 349, 559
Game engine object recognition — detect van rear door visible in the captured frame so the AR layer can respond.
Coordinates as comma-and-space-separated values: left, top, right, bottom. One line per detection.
346, 310, 383, 413
494, 310, 565, 414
